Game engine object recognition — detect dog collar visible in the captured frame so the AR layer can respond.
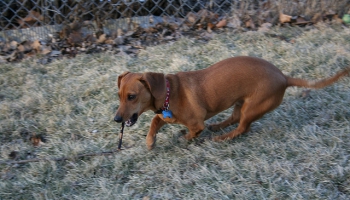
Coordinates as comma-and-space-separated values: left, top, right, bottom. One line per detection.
154, 79, 170, 114
162, 79, 170, 110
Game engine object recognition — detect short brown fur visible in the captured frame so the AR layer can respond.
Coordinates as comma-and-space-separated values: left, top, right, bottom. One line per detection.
115, 56, 350, 150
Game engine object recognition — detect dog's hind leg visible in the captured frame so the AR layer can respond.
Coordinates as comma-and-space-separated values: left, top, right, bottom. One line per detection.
212, 95, 283, 142
208, 103, 242, 132
183, 121, 206, 140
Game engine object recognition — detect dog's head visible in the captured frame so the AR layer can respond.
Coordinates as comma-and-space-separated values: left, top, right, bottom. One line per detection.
114, 71, 166, 126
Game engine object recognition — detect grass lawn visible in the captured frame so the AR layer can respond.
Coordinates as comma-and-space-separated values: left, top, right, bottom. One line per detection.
1, 24, 350, 199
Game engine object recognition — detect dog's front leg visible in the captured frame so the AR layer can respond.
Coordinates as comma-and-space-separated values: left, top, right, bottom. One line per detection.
146, 115, 166, 150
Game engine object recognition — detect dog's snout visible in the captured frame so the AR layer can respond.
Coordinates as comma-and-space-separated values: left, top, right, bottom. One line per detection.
114, 115, 123, 123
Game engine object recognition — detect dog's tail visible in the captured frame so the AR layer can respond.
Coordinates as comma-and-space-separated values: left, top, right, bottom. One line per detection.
286, 67, 350, 89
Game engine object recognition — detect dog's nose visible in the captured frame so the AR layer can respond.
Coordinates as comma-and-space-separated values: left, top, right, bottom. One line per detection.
114, 115, 123, 123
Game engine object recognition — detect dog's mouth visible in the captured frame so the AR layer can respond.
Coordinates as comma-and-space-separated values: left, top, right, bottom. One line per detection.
125, 113, 138, 127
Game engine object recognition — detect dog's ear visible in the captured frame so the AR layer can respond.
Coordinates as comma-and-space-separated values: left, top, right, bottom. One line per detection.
117, 71, 130, 88
139, 72, 166, 100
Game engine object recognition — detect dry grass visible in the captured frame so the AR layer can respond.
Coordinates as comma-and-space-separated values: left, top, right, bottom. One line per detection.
1, 24, 350, 199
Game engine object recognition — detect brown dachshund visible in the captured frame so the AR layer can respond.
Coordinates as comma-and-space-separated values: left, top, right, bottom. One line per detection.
114, 56, 350, 150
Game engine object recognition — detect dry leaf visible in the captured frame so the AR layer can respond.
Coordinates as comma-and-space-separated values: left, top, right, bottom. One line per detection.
216, 19, 227, 28
167, 22, 179, 31
198, 9, 208, 23
59, 22, 79, 40
295, 16, 310, 25
200, 31, 214, 41
210, 12, 218, 22
333, 14, 343, 24
124, 31, 135, 37
114, 36, 125, 45
97, 34, 107, 44
85, 34, 97, 44
117, 28, 124, 37
312, 13, 323, 24
258, 23, 272, 32
207, 22, 215, 30
25, 51, 36, 58
326, 10, 336, 16
68, 32, 83, 46
50, 50, 61, 57
164, 36, 174, 40
70, 21, 82, 32
17, 10, 43, 27
41, 46, 52, 55
207, 25, 213, 33
261, 0, 272, 10
245, 17, 256, 29
0, 56, 6, 63
105, 39, 114, 45
186, 12, 198, 25
279, 13, 292, 24
1, 43, 10, 52
17, 44, 25, 52
180, 24, 190, 32
5, 51, 17, 62
10, 41, 18, 50
198, 9, 218, 27
19, 41, 33, 52
32, 40, 41, 52
26, 10, 43, 22
227, 14, 241, 28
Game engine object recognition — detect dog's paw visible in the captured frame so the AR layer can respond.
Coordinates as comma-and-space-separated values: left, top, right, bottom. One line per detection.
207, 124, 221, 132
183, 133, 195, 140
180, 129, 187, 135
146, 135, 156, 150
146, 141, 156, 150
212, 135, 224, 142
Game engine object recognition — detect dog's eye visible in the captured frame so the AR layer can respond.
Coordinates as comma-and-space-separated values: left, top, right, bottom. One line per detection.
128, 95, 136, 101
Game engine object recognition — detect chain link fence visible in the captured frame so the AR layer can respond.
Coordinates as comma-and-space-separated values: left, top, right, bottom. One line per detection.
0, 0, 233, 42
1, 0, 350, 42
1, 0, 231, 29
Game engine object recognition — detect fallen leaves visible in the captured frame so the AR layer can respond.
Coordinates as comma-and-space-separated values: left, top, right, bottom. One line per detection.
294, 16, 311, 25
32, 40, 41, 52
1, 9, 349, 63
279, 12, 344, 26
245, 16, 256, 29
279, 13, 292, 24
258, 23, 273, 32
17, 10, 43, 28
216, 19, 227, 28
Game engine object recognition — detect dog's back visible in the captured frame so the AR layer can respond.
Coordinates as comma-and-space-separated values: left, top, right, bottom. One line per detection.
173, 56, 288, 114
